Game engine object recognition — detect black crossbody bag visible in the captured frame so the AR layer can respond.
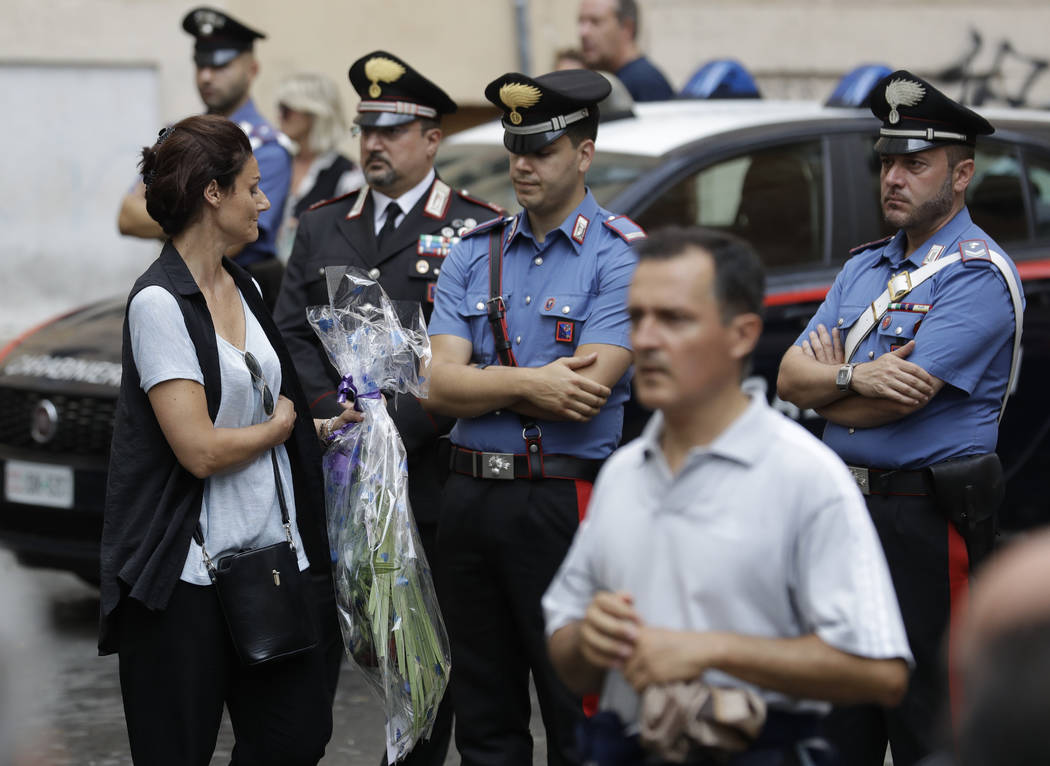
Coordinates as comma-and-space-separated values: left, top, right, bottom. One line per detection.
194, 450, 318, 666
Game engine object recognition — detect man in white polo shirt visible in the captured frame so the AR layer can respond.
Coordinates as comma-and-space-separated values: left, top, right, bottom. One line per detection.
542, 226, 912, 764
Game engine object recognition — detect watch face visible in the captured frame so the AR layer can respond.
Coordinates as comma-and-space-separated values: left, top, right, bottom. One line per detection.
837, 365, 851, 388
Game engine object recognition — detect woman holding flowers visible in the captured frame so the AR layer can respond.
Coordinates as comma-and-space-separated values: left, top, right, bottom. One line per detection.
99, 114, 359, 766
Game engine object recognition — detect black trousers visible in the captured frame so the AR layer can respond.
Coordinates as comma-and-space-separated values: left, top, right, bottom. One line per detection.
117, 578, 334, 766
579, 710, 835, 766
437, 473, 587, 766
822, 493, 991, 766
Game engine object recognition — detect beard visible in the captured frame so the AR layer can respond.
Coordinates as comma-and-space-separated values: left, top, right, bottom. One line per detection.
364, 155, 399, 191
883, 171, 954, 231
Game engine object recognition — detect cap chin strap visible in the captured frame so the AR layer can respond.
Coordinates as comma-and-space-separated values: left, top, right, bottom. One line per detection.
503, 107, 590, 135
357, 100, 438, 119
879, 127, 971, 142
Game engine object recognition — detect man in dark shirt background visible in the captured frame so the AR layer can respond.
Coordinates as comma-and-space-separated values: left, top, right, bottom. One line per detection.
578, 0, 674, 102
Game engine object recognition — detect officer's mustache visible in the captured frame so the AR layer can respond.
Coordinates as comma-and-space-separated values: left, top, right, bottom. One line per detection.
365, 152, 391, 166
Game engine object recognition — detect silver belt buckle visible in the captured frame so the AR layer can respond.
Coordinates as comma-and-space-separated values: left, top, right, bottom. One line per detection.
849, 465, 870, 495
481, 452, 515, 480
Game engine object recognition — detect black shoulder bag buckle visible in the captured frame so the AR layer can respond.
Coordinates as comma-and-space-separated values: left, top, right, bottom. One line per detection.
195, 449, 318, 666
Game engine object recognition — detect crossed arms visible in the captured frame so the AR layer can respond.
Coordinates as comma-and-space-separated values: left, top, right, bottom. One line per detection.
777, 324, 944, 428
423, 334, 632, 422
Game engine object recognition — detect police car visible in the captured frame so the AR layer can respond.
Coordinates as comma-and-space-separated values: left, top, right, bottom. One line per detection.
2, 95, 1050, 580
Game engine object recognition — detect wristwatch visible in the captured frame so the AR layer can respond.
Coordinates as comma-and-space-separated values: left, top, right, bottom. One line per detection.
836, 363, 856, 392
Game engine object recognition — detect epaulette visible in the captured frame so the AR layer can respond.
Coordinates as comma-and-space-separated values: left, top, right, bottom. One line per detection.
849, 235, 893, 256
306, 189, 358, 213
457, 189, 506, 216
959, 238, 993, 266
602, 215, 647, 243
275, 131, 295, 154
459, 215, 512, 239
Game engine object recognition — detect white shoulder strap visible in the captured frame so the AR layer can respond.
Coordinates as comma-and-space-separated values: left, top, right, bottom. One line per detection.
843, 254, 960, 362
843, 250, 1023, 422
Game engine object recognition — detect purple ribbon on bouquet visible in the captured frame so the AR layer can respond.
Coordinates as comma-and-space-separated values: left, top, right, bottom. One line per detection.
337, 374, 383, 412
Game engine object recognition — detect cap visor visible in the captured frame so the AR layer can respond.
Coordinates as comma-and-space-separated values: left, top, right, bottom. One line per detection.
354, 112, 419, 128
503, 127, 567, 155
194, 48, 241, 68
874, 136, 969, 155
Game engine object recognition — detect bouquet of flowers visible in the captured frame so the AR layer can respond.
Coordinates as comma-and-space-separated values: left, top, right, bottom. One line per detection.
307, 267, 449, 762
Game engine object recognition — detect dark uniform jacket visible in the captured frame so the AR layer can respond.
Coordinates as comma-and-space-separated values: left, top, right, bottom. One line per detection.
273, 175, 503, 524
100, 242, 329, 654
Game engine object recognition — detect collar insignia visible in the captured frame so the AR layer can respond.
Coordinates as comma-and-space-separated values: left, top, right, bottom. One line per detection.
424, 179, 451, 219
346, 188, 368, 220
571, 214, 589, 245
499, 83, 542, 125
922, 244, 945, 265
364, 56, 406, 99
885, 78, 926, 124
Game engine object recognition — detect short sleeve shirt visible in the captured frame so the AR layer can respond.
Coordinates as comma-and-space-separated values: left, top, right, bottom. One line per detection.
616, 56, 675, 102
129, 285, 309, 584
428, 190, 638, 458
795, 208, 1022, 468
542, 395, 911, 725
232, 99, 292, 264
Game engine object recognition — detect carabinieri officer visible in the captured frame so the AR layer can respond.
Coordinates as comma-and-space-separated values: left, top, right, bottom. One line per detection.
425, 69, 643, 766
274, 50, 503, 766
777, 70, 1024, 766
118, 6, 292, 310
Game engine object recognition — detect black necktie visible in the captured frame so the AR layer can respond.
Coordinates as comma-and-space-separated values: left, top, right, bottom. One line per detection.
377, 201, 401, 249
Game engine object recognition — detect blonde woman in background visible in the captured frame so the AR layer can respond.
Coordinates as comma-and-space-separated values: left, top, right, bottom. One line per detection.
275, 72, 363, 262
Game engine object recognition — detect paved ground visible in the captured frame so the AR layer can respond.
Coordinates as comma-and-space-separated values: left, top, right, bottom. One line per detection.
1, 550, 547, 765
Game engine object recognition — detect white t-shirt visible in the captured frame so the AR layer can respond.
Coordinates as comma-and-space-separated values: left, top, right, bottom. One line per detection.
129, 285, 310, 585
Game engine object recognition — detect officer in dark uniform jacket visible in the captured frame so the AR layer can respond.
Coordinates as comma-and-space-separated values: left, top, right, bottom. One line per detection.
273, 50, 502, 766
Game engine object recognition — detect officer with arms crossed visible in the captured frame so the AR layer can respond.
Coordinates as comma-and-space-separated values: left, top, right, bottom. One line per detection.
274, 51, 502, 766
118, 6, 292, 309
425, 69, 641, 765
543, 226, 911, 765
777, 70, 1024, 766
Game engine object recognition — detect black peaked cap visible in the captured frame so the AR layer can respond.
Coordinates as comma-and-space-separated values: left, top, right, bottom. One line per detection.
870, 69, 994, 154
348, 50, 457, 127
485, 69, 612, 154
182, 6, 265, 68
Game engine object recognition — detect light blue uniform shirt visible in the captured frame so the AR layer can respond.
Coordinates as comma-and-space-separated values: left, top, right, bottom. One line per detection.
796, 208, 1022, 469
428, 190, 637, 459
231, 99, 291, 265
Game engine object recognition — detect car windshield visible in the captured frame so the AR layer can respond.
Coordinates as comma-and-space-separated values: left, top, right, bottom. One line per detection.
435, 145, 660, 214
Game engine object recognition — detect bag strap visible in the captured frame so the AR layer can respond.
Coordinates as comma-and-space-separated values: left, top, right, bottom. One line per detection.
485, 223, 544, 476
844, 249, 1023, 422
486, 226, 518, 367
195, 449, 295, 575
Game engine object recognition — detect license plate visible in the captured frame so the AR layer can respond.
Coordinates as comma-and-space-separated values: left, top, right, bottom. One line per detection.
3, 460, 74, 509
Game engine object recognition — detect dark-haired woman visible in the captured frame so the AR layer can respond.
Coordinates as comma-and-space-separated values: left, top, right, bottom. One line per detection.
99, 114, 360, 766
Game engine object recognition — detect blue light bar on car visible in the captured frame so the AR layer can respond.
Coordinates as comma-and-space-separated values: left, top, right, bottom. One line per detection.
826, 64, 892, 107
680, 59, 761, 100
